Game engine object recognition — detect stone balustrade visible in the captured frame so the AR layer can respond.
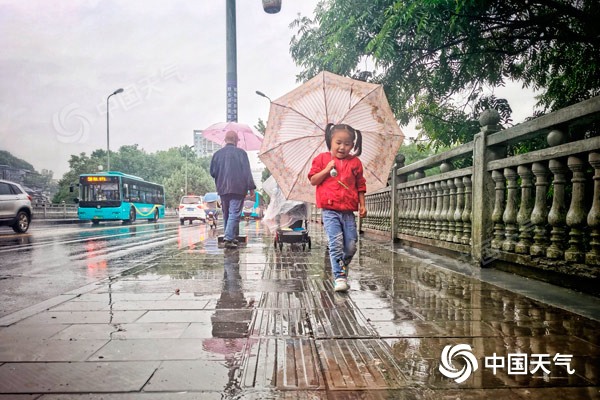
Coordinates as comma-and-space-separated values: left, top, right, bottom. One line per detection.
363, 96, 600, 292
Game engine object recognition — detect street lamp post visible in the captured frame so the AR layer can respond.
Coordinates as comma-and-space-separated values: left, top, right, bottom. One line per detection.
185, 145, 195, 195
106, 88, 124, 171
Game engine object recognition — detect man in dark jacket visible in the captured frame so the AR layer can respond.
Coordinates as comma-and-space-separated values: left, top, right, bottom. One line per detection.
210, 130, 256, 248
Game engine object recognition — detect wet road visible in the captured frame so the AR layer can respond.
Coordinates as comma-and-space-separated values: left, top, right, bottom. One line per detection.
0, 218, 598, 398
0, 218, 203, 317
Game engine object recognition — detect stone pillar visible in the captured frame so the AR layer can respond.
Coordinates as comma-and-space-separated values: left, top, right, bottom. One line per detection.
440, 180, 450, 241
587, 153, 600, 265
453, 177, 465, 243
530, 162, 549, 256
433, 181, 444, 240
502, 168, 519, 252
461, 176, 472, 245
491, 170, 506, 249
391, 154, 405, 240
420, 182, 431, 237
427, 183, 436, 239
446, 178, 457, 243
565, 156, 587, 262
471, 109, 503, 263
515, 165, 535, 254
547, 159, 568, 259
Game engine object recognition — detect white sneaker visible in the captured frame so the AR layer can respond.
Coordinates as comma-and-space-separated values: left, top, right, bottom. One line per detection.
334, 278, 349, 292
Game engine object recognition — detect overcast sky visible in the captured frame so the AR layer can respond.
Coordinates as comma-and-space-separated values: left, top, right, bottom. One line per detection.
0, 0, 538, 179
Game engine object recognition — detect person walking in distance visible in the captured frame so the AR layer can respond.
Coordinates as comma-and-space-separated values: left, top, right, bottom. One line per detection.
308, 124, 367, 292
210, 130, 256, 249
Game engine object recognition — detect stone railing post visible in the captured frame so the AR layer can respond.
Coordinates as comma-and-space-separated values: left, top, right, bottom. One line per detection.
453, 177, 465, 243
471, 110, 503, 264
390, 154, 405, 241
565, 156, 587, 262
547, 159, 568, 259
530, 162, 549, 256
515, 165, 534, 254
587, 152, 600, 264
502, 168, 519, 252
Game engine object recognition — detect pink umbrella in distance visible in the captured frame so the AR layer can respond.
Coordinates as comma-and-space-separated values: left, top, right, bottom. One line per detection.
201, 121, 263, 151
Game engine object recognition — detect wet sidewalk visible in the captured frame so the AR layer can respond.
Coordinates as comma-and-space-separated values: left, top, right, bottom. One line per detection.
0, 221, 599, 399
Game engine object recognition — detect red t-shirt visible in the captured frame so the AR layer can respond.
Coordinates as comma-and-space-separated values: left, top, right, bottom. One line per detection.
308, 152, 367, 211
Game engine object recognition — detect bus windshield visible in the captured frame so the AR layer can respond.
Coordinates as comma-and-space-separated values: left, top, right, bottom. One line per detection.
80, 182, 120, 201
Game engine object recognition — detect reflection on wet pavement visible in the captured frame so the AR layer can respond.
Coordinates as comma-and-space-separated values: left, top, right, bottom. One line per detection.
0, 219, 598, 398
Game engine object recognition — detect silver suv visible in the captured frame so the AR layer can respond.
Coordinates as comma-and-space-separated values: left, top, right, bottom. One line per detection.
0, 179, 33, 233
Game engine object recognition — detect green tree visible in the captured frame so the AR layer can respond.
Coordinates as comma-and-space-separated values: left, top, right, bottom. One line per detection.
290, 0, 599, 148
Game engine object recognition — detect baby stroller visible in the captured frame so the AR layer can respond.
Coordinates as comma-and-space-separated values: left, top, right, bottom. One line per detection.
263, 177, 311, 251
203, 192, 220, 230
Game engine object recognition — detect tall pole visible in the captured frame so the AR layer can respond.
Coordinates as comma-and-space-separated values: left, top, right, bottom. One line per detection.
226, 0, 238, 122
185, 145, 195, 195
106, 88, 124, 171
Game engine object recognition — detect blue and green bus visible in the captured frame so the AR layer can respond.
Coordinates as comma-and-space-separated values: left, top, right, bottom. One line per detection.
74, 172, 165, 224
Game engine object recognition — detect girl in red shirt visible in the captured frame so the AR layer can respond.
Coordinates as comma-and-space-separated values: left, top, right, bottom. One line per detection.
308, 124, 367, 292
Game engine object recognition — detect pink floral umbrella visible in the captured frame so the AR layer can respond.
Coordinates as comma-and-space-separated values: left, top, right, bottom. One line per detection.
258, 71, 404, 204
202, 121, 263, 151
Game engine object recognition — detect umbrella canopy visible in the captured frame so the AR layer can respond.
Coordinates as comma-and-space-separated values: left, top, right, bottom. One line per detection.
202, 121, 263, 151
258, 71, 404, 203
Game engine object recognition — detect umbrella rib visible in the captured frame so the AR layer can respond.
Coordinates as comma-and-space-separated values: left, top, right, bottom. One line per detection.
271, 101, 325, 133
339, 86, 380, 124
285, 138, 327, 199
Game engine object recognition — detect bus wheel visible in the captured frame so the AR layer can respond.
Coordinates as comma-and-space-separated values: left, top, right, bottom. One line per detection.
125, 207, 136, 224
92, 220, 100, 225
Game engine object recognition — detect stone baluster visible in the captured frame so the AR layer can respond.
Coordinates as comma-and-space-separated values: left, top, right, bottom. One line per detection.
453, 177, 465, 243
406, 186, 415, 235
461, 176, 472, 245
417, 185, 429, 237
547, 160, 568, 259
565, 156, 587, 263
530, 162, 550, 256
502, 168, 519, 252
401, 188, 409, 234
427, 183, 437, 239
439, 180, 450, 241
516, 165, 535, 254
433, 181, 444, 240
446, 179, 457, 242
491, 170, 506, 249
587, 153, 600, 265
413, 185, 422, 236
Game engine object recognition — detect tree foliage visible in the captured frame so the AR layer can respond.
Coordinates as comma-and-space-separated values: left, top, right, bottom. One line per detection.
53, 145, 216, 208
290, 0, 599, 148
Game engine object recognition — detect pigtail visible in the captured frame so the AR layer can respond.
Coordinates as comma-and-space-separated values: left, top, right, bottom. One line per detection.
324, 123, 334, 150
353, 129, 363, 157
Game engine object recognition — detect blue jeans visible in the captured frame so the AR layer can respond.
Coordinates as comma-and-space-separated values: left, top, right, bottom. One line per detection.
322, 209, 358, 280
221, 194, 244, 241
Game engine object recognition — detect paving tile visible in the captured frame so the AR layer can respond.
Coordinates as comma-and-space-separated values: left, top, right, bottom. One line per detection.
52, 323, 190, 340
135, 310, 214, 323
0, 361, 159, 393
143, 360, 237, 392
40, 394, 219, 400
241, 338, 323, 390
0, 324, 67, 341
0, 338, 108, 362
49, 301, 110, 312
91, 338, 246, 361
249, 309, 311, 338
371, 320, 502, 338
109, 300, 211, 310
17, 310, 146, 325
316, 339, 408, 390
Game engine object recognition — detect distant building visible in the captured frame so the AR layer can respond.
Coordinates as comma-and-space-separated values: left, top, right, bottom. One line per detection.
193, 130, 222, 158
0, 164, 29, 182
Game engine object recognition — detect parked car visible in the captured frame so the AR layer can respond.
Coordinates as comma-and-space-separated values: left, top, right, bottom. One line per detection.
0, 179, 33, 233
178, 195, 206, 225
